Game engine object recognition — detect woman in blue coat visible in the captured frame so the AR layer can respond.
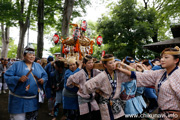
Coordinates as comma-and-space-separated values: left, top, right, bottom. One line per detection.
4, 47, 48, 120
62, 57, 82, 120
120, 57, 146, 119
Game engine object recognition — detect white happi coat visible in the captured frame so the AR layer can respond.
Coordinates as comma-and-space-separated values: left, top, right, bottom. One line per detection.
136, 69, 180, 111
66, 69, 101, 115
85, 70, 132, 120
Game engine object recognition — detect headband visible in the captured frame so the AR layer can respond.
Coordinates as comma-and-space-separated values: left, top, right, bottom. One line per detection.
84, 56, 92, 61
161, 46, 180, 55
125, 56, 135, 63
24, 50, 35, 54
162, 51, 180, 55
101, 57, 114, 61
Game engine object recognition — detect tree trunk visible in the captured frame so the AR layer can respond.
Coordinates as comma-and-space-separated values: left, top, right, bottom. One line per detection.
37, 0, 44, 58
17, 0, 34, 59
151, 31, 158, 43
61, 0, 75, 56
143, 0, 149, 9
1, 23, 10, 58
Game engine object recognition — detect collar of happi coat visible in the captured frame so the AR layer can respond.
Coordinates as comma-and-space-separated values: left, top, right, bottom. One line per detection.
158, 66, 178, 93
83, 67, 93, 81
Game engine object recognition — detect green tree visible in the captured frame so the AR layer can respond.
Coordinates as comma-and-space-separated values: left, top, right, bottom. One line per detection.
0, 38, 2, 45
97, 0, 174, 59
0, 0, 16, 58
92, 44, 109, 60
49, 45, 61, 55
36, 0, 45, 58
16, 0, 35, 59
7, 39, 18, 58
156, 0, 180, 20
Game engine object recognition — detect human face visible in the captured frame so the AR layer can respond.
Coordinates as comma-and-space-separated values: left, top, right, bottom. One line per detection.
104, 60, 115, 71
129, 62, 136, 69
69, 62, 77, 72
1, 60, 4, 64
154, 61, 160, 66
24, 53, 35, 63
4, 60, 8, 65
160, 54, 179, 68
84, 59, 94, 70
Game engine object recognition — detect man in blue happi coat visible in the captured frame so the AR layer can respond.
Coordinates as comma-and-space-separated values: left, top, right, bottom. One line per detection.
4, 47, 48, 120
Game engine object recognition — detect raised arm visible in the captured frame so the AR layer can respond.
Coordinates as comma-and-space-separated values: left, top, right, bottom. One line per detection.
116, 65, 161, 87
66, 70, 81, 88
85, 72, 106, 94
64, 69, 80, 91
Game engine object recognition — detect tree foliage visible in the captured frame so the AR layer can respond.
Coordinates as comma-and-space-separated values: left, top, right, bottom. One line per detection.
96, 0, 177, 59
49, 45, 61, 55
7, 39, 18, 58
0, 0, 91, 59
0, 1, 18, 26
156, 0, 180, 20
92, 44, 109, 59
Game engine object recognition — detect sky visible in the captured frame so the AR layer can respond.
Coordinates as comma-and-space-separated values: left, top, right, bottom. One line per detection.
10, 0, 144, 58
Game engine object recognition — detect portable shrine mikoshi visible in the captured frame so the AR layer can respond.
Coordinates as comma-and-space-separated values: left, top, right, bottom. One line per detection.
61, 22, 94, 60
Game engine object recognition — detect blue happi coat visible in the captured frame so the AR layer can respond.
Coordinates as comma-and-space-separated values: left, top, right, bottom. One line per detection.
4, 61, 48, 114
62, 68, 80, 110
121, 80, 146, 115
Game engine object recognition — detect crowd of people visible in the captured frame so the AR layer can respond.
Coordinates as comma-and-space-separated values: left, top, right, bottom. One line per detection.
0, 46, 180, 120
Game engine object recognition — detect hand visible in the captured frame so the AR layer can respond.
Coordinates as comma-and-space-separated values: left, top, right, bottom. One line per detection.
114, 61, 121, 69
19, 76, 28, 82
38, 79, 44, 85
142, 64, 149, 70
115, 62, 127, 70
136, 63, 144, 72
77, 60, 83, 69
58, 57, 64, 60
136, 66, 143, 72
136, 63, 143, 68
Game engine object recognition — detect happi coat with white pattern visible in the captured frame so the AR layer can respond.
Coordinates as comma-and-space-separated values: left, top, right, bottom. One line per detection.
66, 69, 101, 115
135, 69, 180, 111
85, 70, 132, 120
